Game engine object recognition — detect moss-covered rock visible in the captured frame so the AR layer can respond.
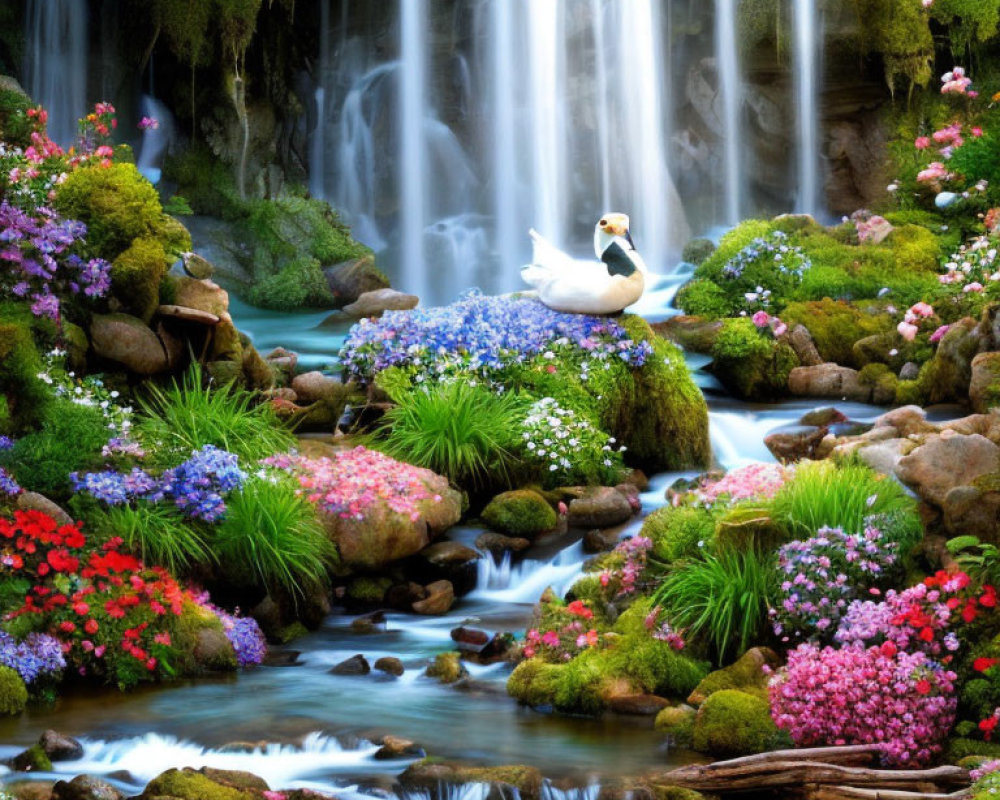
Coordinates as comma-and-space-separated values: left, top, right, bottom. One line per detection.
691, 689, 780, 757
687, 647, 780, 706
970, 351, 1000, 413
643, 505, 717, 564
713, 506, 786, 553
481, 490, 557, 538
782, 299, 892, 368
653, 704, 696, 746
111, 236, 171, 322
400, 761, 544, 800
171, 601, 238, 675
0, 665, 27, 716
0, 313, 48, 434
10, 743, 52, 772
140, 767, 261, 800
425, 652, 468, 684
346, 576, 392, 605
711, 318, 798, 401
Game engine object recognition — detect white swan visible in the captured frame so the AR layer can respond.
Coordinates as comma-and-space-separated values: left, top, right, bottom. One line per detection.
520, 213, 646, 315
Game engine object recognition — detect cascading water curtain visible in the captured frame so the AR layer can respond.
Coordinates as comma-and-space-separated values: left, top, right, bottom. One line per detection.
794, 0, 824, 217
400, 0, 428, 300
715, 0, 743, 227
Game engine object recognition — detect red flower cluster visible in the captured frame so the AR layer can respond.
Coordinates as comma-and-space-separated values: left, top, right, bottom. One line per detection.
0, 510, 85, 579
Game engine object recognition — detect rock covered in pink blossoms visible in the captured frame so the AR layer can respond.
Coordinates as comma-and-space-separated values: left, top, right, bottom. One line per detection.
697, 462, 790, 505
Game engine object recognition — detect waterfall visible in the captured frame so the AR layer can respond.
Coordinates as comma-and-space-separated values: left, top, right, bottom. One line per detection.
309, 0, 331, 200
24, 0, 88, 147
794, 0, 822, 216
715, 0, 743, 226
399, 0, 428, 300
528, 1, 564, 247
135, 95, 173, 185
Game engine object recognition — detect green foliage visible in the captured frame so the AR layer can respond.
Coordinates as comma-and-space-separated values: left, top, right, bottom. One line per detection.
246, 255, 334, 311
53, 162, 189, 261
136, 364, 295, 465
0, 88, 33, 148
0, 399, 109, 499
111, 237, 170, 322
711, 318, 798, 400
215, 476, 335, 599
98, 504, 212, 575
0, 313, 48, 434
850, 0, 934, 92
948, 535, 1000, 587
681, 238, 717, 266
782, 299, 893, 367
162, 145, 244, 219
674, 279, 731, 320
930, 0, 1000, 55
653, 548, 778, 666
642, 505, 717, 564
691, 689, 781, 757
163, 194, 194, 216
771, 460, 920, 539
481, 490, 557, 537
245, 194, 369, 267
0, 665, 26, 716
378, 382, 527, 491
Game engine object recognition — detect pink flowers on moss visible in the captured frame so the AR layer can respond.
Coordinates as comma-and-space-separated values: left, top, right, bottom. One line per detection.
897, 301, 935, 342
266, 447, 443, 522
941, 66, 972, 96
697, 462, 789, 505
770, 642, 957, 766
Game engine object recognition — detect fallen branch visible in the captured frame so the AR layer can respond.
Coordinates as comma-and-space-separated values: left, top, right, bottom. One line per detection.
804, 785, 973, 800
685, 745, 883, 771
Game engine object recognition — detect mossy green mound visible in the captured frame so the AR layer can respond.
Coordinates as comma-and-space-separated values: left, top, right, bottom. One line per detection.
141, 768, 261, 800
711, 318, 798, 401
691, 689, 780, 757
0, 665, 27, 716
0, 309, 49, 435
642, 505, 717, 564
482, 490, 556, 537
687, 647, 780, 705
111, 236, 171, 322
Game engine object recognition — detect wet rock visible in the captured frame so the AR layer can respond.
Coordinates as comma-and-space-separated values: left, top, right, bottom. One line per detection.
181, 252, 215, 279
374, 656, 405, 676
385, 582, 428, 611
39, 730, 84, 762
374, 735, 423, 760
324, 255, 389, 307
425, 652, 468, 683
90, 313, 170, 375
623, 469, 650, 492
450, 627, 491, 648
567, 487, 634, 529
173, 277, 229, 317
10, 744, 52, 772
970, 352, 1000, 413
474, 532, 531, 558
421, 541, 480, 568
16, 492, 74, 526
786, 324, 823, 367
412, 580, 455, 615
344, 288, 419, 318
873, 405, 938, 438
583, 528, 620, 553
261, 649, 302, 667
473, 633, 517, 665
606, 694, 671, 715
399, 762, 543, 800
896, 433, 1000, 506
899, 361, 921, 381
799, 407, 849, 427
787, 363, 871, 403
52, 775, 123, 800
351, 611, 387, 634
330, 654, 371, 676
764, 424, 826, 462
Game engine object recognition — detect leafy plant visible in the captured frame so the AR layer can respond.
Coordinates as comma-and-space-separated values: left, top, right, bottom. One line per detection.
136, 363, 294, 465
771, 460, 918, 540
653, 548, 778, 666
948, 535, 1000, 586
214, 477, 335, 599
378, 381, 527, 490
98, 504, 212, 575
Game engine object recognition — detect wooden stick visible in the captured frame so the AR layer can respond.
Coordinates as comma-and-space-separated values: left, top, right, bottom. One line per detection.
805, 785, 973, 800
682, 745, 883, 771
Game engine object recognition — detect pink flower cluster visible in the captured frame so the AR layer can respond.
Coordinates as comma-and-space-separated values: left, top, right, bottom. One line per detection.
643, 605, 685, 650
523, 600, 599, 661
598, 535, 653, 597
769, 642, 957, 766
896, 301, 934, 342
916, 161, 954, 183
697, 462, 789, 505
939, 235, 999, 293
941, 66, 974, 96
264, 447, 443, 522
751, 310, 788, 337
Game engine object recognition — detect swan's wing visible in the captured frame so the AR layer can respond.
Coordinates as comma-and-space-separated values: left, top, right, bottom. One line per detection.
528, 229, 579, 275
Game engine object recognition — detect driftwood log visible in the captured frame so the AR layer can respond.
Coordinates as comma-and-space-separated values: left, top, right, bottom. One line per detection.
653, 746, 970, 795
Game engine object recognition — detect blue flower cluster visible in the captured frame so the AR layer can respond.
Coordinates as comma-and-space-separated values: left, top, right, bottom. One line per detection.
0, 436, 13, 450
0, 467, 19, 496
339, 290, 653, 382
721, 230, 811, 282
212, 605, 267, 667
71, 445, 246, 523
0, 631, 65, 684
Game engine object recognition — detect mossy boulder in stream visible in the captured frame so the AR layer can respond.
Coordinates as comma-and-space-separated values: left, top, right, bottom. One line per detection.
690, 689, 782, 757
400, 761, 544, 800
481, 490, 556, 538
0, 665, 27, 715
140, 767, 265, 800
710, 318, 798, 401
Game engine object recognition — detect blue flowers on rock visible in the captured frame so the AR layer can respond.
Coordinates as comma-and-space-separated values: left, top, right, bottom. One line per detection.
0, 631, 65, 684
71, 445, 246, 523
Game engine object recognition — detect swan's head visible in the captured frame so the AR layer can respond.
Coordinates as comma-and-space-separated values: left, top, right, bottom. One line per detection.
594, 212, 634, 258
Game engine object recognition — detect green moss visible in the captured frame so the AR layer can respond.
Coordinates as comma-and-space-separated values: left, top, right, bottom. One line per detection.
858, 362, 899, 404
111, 237, 170, 322
53, 162, 186, 261
713, 504, 786, 553
850, 0, 934, 92
691, 689, 780, 757
12, 743, 51, 771
642, 505, 717, 564
346, 576, 392, 604
163, 145, 244, 220
0, 87, 33, 148
0, 665, 27, 716
711, 318, 798, 400
508, 658, 564, 707
481, 490, 557, 537
246, 255, 335, 311
426, 652, 467, 684
0, 315, 48, 434
681, 238, 717, 266
654, 705, 696, 746
170, 601, 237, 675
687, 648, 778, 704
674, 280, 731, 320
782, 299, 892, 367
946, 737, 1000, 761
140, 768, 259, 800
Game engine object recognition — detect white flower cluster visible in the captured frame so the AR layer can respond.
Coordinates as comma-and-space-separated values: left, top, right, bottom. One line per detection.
520, 396, 625, 483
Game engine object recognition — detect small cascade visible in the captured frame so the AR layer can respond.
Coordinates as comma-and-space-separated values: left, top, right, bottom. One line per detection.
401, 784, 494, 800
135, 95, 173, 186
541, 782, 601, 800
472, 541, 588, 604
24, 0, 88, 146
794, 0, 823, 216
715, 0, 743, 225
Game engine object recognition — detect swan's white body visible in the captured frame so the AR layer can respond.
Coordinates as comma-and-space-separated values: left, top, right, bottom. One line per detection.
520, 214, 647, 315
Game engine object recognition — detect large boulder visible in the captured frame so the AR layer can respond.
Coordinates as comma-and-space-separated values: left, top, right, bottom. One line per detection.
567, 487, 634, 529
344, 288, 418, 318
39, 730, 84, 762
324, 254, 389, 307
90, 313, 170, 375
52, 775, 124, 800
691, 689, 780, 757
482, 490, 557, 538
895, 433, 1000, 507
787, 363, 871, 403
970, 352, 1000, 413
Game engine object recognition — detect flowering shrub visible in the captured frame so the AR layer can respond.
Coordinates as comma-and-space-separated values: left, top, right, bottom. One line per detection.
0, 468, 19, 497
598, 535, 653, 598
72, 444, 246, 522
751, 310, 788, 337
938, 235, 999, 295
0, 202, 111, 318
834, 571, 994, 659
0, 630, 65, 684
771, 525, 901, 642
896, 301, 936, 341
340, 290, 652, 384
642, 604, 685, 650
941, 66, 974, 96
265, 447, 443, 522
696, 462, 790, 505
523, 599, 601, 661
519, 397, 624, 486
197, 599, 266, 668
769, 642, 957, 766
715, 230, 811, 313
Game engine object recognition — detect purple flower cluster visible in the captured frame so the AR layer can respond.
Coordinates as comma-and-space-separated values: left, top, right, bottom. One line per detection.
0, 436, 12, 450
0, 202, 111, 319
769, 642, 957, 766
772, 526, 900, 642
0, 467, 20, 496
0, 631, 65, 684
339, 290, 653, 382
207, 604, 267, 667
72, 445, 246, 522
